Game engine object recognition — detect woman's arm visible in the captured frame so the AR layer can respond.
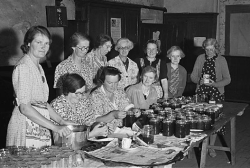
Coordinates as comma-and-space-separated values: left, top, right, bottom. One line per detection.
19, 103, 71, 136
213, 57, 231, 87
191, 55, 203, 84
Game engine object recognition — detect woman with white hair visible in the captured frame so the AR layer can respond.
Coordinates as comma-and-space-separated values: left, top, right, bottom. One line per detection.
191, 38, 231, 157
108, 37, 139, 90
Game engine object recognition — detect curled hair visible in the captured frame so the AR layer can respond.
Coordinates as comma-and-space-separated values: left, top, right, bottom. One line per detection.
62, 73, 86, 96
166, 46, 185, 58
141, 66, 158, 81
202, 38, 220, 53
20, 25, 52, 54
70, 32, 90, 48
144, 39, 161, 55
94, 34, 114, 49
115, 37, 134, 51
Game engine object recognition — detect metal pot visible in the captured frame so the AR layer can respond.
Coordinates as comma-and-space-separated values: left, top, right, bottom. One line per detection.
54, 125, 89, 150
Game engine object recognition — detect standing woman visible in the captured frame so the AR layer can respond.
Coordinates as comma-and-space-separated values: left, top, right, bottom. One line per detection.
108, 37, 139, 90
54, 32, 93, 95
6, 26, 73, 148
85, 34, 113, 83
136, 39, 168, 99
191, 38, 231, 157
166, 46, 187, 98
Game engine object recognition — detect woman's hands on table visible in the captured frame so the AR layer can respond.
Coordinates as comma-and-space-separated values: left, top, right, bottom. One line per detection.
54, 125, 72, 137
112, 110, 127, 119
89, 123, 108, 138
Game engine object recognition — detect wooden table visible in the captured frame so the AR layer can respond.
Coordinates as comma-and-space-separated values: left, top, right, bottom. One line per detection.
188, 102, 248, 168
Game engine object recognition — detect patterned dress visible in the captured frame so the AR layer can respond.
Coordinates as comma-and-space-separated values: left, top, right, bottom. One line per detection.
108, 56, 139, 90
91, 86, 133, 134
196, 54, 224, 102
54, 55, 94, 91
6, 55, 51, 148
50, 95, 95, 126
85, 49, 108, 82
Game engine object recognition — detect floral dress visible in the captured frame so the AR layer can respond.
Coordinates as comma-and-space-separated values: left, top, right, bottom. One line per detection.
85, 49, 108, 82
54, 55, 94, 91
108, 56, 139, 90
50, 94, 95, 126
91, 86, 133, 134
6, 55, 51, 148
196, 54, 224, 102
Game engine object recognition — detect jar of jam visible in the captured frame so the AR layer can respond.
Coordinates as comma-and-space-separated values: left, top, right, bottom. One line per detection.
158, 110, 166, 117
154, 106, 163, 114
175, 120, 186, 138
142, 125, 154, 144
141, 110, 150, 125
195, 107, 205, 115
202, 115, 212, 131
189, 117, 198, 129
185, 120, 190, 135
123, 111, 135, 127
196, 117, 205, 130
149, 118, 160, 135
157, 115, 165, 133
205, 108, 216, 125
176, 113, 186, 120
162, 119, 174, 136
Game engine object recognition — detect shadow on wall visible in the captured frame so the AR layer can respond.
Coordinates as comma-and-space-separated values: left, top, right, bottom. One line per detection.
48, 34, 64, 62
0, 28, 19, 66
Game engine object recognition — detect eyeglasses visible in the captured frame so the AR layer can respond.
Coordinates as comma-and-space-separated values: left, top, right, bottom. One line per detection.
205, 48, 215, 52
76, 46, 89, 51
119, 46, 130, 51
74, 92, 84, 97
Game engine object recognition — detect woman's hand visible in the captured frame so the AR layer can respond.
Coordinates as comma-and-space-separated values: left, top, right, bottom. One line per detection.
89, 123, 108, 138
54, 125, 72, 137
132, 108, 141, 118
112, 110, 127, 119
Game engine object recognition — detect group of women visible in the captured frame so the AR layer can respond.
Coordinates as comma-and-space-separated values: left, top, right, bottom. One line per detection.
6, 25, 231, 159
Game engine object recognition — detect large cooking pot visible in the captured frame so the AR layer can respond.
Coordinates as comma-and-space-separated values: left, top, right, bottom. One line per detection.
54, 125, 89, 150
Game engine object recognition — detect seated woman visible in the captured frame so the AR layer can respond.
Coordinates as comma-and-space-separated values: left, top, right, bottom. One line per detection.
166, 46, 187, 98
90, 66, 135, 134
126, 66, 158, 109
50, 73, 108, 139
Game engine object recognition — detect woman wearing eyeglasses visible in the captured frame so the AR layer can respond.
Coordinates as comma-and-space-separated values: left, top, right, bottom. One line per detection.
51, 73, 108, 139
54, 32, 93, 96
135, 39, 168, 99
107, 38, 139, 90
191, 38, 231, 157
85, 34, 114, 84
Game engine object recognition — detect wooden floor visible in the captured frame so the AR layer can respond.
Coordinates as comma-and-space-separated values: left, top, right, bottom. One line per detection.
173, 104, 250, 168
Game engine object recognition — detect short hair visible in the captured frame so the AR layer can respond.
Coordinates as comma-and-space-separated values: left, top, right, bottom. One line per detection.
70, 32, 90, 48
99, 66, 122, 84
141, 66, 158, 81
166, 46, 185, 58
115, 38, 134, 51
202, 38, 220, 53
20, 25, 52, 54
144, 39, 161, 55
62, 73, 86, 96
94, 34, 114, 49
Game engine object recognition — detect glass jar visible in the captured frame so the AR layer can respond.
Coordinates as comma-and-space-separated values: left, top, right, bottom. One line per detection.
189, 117, 198, 129
175, 120, 186, 138
205, 108, 216, 125
202, 115, 212, 131
142, 125, 154, 144
185, 120, 190, 135
123, 111, 135, 127
162, 119, 174, 136
196, 117, 205, 130
156, 115, 165, 133
149, 118, 160, 135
